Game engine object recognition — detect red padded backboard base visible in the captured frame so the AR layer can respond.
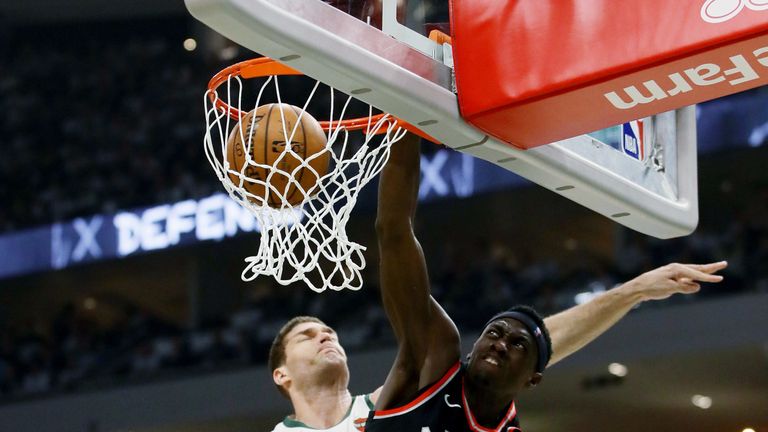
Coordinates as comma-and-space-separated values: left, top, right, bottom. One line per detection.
451, 0, 768, 149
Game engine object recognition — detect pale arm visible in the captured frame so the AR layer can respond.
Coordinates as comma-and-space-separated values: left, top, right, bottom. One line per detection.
369, 386, 382, 405
544, 261, 727, 366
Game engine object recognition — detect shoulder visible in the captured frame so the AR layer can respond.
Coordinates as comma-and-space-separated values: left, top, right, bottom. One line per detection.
368, 387, 382, 406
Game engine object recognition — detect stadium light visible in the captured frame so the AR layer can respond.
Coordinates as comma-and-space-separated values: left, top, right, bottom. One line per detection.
608, 362, 628, 377
691, 395, 712, 409
183, 38, 197, 51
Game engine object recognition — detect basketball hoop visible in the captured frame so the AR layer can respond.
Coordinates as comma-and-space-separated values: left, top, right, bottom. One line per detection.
203, 57, 429, 292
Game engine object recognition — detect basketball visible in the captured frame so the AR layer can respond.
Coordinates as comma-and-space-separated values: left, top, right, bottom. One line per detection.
225, 103, 330, 207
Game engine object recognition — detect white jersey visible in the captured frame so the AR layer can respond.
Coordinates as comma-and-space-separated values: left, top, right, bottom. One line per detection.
271, 394, 374, 432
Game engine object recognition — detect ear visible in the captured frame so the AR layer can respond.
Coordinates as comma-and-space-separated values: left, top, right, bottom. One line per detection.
525, 372, 543, 388
467, 343, 481, 363
470, 339, 481, 357
273, 366, 290, 389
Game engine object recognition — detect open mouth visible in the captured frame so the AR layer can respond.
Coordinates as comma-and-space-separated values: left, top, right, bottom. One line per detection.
482, 355, 501, 367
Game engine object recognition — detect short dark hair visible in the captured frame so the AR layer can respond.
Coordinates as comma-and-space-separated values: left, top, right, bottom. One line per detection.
268, 316, 327, 398
485, 305, 552, 371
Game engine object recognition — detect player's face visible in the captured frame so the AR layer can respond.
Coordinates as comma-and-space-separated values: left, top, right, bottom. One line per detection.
466, 318, 540, 393
283, 322, 348, 373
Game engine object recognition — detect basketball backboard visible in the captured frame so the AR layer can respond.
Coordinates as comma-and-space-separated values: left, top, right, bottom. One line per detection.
185, 0, 698, 239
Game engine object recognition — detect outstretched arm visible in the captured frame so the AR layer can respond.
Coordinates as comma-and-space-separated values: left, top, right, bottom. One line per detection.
374, 133, 460, 409
544, 261, 727, 366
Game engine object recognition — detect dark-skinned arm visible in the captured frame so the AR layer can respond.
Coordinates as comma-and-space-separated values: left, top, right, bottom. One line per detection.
374, 133, 460, 410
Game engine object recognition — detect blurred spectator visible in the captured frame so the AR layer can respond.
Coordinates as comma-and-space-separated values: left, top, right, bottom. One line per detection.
161, 335, 195, 369
131, 341, 162, 375
0, 333, 15, 396
0, 21, 227, 233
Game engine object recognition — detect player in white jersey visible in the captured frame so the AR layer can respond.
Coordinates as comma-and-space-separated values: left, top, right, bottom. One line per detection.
267, 134, 727, 431
268, 316, 375, 432
270, 374, 373, 432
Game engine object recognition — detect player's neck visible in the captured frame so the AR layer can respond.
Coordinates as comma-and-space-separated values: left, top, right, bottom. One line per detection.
290, 385, 353, 429
463, 381, 516, 428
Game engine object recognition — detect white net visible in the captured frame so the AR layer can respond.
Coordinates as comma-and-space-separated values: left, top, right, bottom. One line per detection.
203, 68, 407, 292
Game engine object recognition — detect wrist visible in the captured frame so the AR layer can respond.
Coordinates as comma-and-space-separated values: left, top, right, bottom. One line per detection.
614, 278, 648, 305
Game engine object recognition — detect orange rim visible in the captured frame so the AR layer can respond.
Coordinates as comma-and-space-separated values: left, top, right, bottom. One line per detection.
207, 57, 437, 141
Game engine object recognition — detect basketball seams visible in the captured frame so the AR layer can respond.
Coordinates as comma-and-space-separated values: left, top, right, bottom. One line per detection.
226, 103, 327, 209
286, 105, 307, 205
264, 103, 276, 207
227, 111, 255, 194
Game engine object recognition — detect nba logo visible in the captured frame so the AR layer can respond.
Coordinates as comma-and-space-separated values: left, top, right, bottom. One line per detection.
622, 120, 644, 161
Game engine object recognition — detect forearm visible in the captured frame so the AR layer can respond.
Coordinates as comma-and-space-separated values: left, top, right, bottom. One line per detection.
544, 261, 727, 366
378, 232, 432, 343
375, 133, 421, 229
544, 281, 645, 366
376, 133, 431, 343
375, 133, 460, 398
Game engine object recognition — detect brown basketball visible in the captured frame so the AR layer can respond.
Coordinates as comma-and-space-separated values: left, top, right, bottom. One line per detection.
226, 104, 330, 207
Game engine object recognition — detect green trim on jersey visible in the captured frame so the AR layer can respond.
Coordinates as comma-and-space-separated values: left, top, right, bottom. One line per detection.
364, 394, 375, 410
280, 395, 360, 429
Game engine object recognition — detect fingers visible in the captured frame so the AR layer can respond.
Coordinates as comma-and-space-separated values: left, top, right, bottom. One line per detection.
666, 263, 725, 283
683, 261, 728, 273
678, 277, 701, 293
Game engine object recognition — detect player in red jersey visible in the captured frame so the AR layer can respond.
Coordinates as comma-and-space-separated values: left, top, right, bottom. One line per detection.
365, 133, 727, 432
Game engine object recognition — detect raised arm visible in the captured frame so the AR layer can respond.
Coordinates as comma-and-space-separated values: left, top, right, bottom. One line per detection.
544, 261, 727, 366
374, 133, 460, 409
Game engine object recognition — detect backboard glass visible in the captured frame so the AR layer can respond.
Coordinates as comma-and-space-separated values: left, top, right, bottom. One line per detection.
185, 0, 698, 239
